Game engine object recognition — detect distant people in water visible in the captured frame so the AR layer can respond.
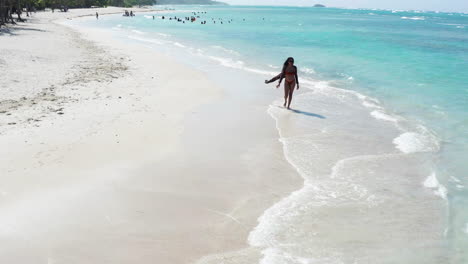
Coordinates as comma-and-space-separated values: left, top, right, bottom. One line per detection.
123, 10, 134, 17
155, 11, 241, 26
266, 57, 299, 109
96, 12, 98, 19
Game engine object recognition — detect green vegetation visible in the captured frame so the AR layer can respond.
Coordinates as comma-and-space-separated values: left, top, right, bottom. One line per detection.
156, 0, 226, 4
0, 0, 226, 27
0, 0, 156, 27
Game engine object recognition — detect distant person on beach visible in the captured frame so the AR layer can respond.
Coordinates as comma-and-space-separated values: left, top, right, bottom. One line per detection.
96, 12, 98, 19
266, 57, 299, 109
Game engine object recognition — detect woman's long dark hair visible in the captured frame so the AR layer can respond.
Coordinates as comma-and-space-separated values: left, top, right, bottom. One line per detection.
281, 57, 295, 75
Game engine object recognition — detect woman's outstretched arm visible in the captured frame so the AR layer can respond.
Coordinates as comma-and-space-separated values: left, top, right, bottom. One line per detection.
265, 72, 283, 84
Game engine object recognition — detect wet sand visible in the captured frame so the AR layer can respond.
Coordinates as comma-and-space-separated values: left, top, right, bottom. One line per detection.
0, 8, 301, 264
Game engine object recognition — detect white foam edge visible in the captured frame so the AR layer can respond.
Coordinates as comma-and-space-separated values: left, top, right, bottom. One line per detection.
127, 35, 163, 45
299, 67, 315, 74
206, 55, 280, 76
210, 45, 240, 55
173, 42, 186, 48
401, 16, 425, 20
131, 29, 146, 35
393, 130, 439, 154
370, 110, 399, 123
247, 105, 311, 250
449, 176, 461, 183
423, 172, 447, 200
249, 104, 380, 262
156, 32, 171, 37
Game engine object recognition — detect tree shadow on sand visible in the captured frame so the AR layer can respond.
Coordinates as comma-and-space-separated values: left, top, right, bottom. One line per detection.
0, 25, 47, 36
289, 108, 326, 119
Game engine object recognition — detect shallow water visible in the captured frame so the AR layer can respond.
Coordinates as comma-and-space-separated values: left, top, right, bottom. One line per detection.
74, 6, 468, 263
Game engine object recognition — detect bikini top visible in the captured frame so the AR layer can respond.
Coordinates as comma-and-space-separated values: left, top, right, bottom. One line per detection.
284, 67, 296, 76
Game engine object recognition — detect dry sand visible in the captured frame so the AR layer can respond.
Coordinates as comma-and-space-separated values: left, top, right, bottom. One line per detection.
0, 7, 300, 263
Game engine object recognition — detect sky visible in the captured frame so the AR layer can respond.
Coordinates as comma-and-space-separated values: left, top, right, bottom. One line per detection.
219, 0, 468, 13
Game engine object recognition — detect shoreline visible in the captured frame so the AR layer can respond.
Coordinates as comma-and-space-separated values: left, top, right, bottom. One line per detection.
0, 7, 302, 263
1, 5, 456, 263
72, 7, 461, 263
110, 6, 450, 262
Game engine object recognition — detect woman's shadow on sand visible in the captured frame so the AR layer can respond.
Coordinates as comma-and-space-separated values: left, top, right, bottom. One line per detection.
290, 108, 326, 119
274, 106, 326, 119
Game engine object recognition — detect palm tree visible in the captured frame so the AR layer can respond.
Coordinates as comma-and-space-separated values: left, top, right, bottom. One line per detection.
0, 0, 6, 26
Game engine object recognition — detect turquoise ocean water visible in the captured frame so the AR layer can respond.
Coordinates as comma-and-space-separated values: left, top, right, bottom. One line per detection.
75, 6, 467, 263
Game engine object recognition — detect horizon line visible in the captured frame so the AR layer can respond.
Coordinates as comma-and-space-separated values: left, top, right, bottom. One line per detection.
206, 3, 468, 13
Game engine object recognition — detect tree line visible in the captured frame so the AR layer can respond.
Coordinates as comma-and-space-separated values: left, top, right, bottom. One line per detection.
0, 0, 156, 26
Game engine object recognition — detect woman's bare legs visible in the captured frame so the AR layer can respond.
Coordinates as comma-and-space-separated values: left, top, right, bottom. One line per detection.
287, 82, 296, 109
284, 81, 296, 109
283, 83, 290, 107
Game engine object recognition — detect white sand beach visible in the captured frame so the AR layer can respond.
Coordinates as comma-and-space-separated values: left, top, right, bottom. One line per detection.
0, 8, 301, 263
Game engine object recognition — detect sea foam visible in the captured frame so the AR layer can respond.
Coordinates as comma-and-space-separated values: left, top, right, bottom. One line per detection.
207, 55, 279, 76
131, 29, 146, 35
207, 55, 245, 70
127, 35, 163, 45
210, 45, 240, 55
423, 172, 448, 200
299, 67, 315, 74
173, 42, 186, 48
370, 110, 398, 123
393, 131, 439, 154
156, 32, 171, 37
401, 16, 425, 20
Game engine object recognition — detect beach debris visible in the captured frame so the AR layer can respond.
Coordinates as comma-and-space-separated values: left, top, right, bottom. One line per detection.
52, 107, 63, 112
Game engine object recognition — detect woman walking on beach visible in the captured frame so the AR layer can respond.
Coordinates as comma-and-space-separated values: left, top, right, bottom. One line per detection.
267, 57, 299, 109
